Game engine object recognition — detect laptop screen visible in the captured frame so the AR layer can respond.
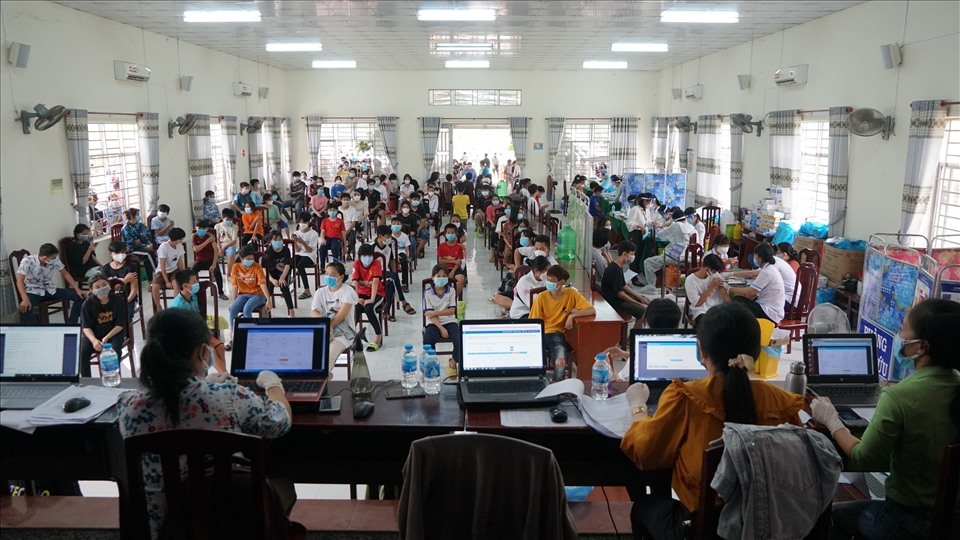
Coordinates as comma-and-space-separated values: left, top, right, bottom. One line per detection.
231, 318, 330, 378
0, 325, 80, 380
630, 330, 705, 383
460, 320, 545, 375
804, 334, 877, 382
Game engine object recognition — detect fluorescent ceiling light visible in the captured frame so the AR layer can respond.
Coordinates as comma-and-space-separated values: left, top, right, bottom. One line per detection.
611, 42, 668, 52
418, 9, 496, 21
583, 60, 628, 69
660, 10, 739, 23
183, 10, 261, 23
312, 60, 357, 69
445, 60, 490, 68
436, 43, 494, 51
266, 43, 322, 52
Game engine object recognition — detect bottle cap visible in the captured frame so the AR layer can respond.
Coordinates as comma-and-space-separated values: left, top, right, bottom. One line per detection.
596, 353, 606, 360
103, 344, 113, 349
404, 344, 413, 350
789, 361, 805, 374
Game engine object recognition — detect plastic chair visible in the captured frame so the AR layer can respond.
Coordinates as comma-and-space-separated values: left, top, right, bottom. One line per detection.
779, 263, 820, 354
9, 249, 70, 323
931, 444, 960, 539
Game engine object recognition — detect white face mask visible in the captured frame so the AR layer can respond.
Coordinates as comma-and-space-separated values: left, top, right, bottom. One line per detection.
533, 250, 547, 258
112, 253, 126, 263
716, 247, 729, 256
299, 223, 310, 231
352, 196, 361, 201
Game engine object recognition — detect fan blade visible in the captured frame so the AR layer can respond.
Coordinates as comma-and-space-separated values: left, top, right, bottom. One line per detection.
741, 123, 754, 134
35, 105, 66, 131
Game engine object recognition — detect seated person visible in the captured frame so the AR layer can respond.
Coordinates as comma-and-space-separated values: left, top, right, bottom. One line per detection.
151, 204, 175, 246
620, 302, 804, 539
100, 241, 140, 314
708, 234, 738, 271
201, 190, 220, 222
16, 243, 84, 325
437, 223, 466, 297
66, 224, 102, 280
473, 186, 493, 231
227, 244, 272, 349
452, 185, 472, 222
352, 244, 386, 352
424, 184, 441, 233
308, 186, 328, 221
390, 216, 413, 289
318, 203, 345, 269
607, 298, 683, 381
601, 241, 650, 329
311, 262, 359, 362
592, 228, 613, 290
79, 275, 127, 377
529, 265, 596, 378
292, 212, 319, 299
641, 208, 696, 287
263, 193, 287, 238
684, 254, 730, 326
150, 227, 187, 311
215, 208, 240, 277
338, 193, 360, 257
683, 207, 706, 245
588, 184, 604, 219
516, 234, 559, 268
191, 219, 227, 300
484, 194, 502, 227
732, 244, 798, 313
168, 269, 227, 373
240, 200, 264, 247
118, 309, 293, 539
728, 243, 786, 323
776, 242, 801, 273
510, 256, 551, 319
263, 231, 295, 318
422, 264, 460, 374
121, 207, 156, 278
372, 224, 416, 317
399, 174, 416, 200
231, 181, 253, 214
409, 193, 430, 257
449, 215, 467, 244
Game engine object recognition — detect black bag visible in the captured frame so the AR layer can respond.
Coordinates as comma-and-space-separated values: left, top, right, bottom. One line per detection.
498, 272, 516, 298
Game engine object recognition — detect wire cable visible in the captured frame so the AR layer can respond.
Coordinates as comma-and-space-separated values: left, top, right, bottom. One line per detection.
601, 486, 621, 540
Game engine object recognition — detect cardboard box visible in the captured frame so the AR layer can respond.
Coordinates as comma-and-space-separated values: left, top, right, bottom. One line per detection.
793, 236, 825, 265
821, 243, 866, 286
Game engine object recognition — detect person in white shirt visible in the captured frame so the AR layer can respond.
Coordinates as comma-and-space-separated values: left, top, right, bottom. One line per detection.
684, 254, 730, 325
625, 195, 648, 234
292, 214, 319, 299
684, 207, 707, 246
728, 243, 786, 323
310, 261, 358, 362
510, 256, 550, 319
732, 247, 798, 313
708, 234, 739, 271
151, 227, 186, 310
338, 194, 360, 257
641, 208, 696, 286
399, 176, 416, 200
390, 216, 413, 289
514, 234, 559, 267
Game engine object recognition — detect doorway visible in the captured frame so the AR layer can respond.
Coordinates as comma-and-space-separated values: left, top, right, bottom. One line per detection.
434, 123, 515, 179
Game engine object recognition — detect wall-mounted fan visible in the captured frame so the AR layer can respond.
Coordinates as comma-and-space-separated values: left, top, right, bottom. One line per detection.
241, 118, 263, 135
167, 114, 197, 138
18, 103, 67, 134
848, 108, 894, 140
730, 113, 764, 137
674, 117, 697, 134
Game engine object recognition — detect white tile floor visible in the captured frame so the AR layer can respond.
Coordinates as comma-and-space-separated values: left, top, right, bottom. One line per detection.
79, 219, 803, 499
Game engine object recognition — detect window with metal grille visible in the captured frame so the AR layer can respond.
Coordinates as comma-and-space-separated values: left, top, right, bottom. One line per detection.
427, 89, 522, 106
86, 119, 142, 236
209, 122, 232, 202
797, 121, 830, 222
318, 122, 389, 178
932, 118, 960, 238
556, 122, 610, 191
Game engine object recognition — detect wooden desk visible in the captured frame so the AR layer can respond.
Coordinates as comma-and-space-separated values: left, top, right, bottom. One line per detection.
565, 296, 628, 383
737, 227, 773, 269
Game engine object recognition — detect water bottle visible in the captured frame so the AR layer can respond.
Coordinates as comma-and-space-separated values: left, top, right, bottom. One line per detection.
100, 344, 121, 388
400, 344, 419, 389
591, 353, 611, 400
422, 348, 441, 395
785, 362, 807, 396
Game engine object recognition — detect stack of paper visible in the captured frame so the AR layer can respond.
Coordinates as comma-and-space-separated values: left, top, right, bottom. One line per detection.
25, 385, 130, 427
536, 379, 633, 438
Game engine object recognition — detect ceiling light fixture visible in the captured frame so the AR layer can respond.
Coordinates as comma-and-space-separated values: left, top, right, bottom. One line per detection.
417, 9, 496, 22
312, 60, 357, 69
583, 60, 628, 70
660, 10, 739, 23
266, 43, 322, 52
611, 42, 669, 52
445, 60, 490, 68
183, 10, 261, 23
436, 43, 495, 51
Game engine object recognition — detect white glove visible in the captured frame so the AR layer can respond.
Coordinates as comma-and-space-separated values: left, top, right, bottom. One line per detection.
205, 372, 233, 384
256, 370, 284, 392
626, 383, 650, 409
811, 398, 846, 434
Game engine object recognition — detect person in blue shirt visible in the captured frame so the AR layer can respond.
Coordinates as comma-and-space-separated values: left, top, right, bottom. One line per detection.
588, 184, 605, 219
201, 190, 221, 222
330, 176, 346, 200
168, 268, 227, 373
231, 182, 253, 214
120, 207, 156, 279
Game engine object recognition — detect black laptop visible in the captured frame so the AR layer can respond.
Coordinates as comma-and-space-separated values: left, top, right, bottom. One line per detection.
629, 329, 706, 414
803, 333, 882, 406
0, 324, 81, 409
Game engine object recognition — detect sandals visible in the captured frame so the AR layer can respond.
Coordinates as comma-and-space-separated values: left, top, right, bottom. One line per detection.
387, 313, 397, 322
365, 341, 381, 352
403, 303, 417, 315
298, 290, 311, 300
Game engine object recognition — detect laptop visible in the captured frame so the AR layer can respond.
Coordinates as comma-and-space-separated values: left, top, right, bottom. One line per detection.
629, 329, 707, 414
230, 318, 330, 405
1, 324, 81, 409
457, 319, 558, 409
803, 334, 882, 406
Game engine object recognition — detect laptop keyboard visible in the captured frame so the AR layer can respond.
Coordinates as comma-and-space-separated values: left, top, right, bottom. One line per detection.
865, 473, 887, 499
809, 385, 882, 398
1, 385, 64, 399
466, 380, 544, 394
240, 381, 321, 394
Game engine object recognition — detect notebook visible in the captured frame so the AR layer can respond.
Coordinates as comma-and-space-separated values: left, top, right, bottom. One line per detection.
1, 324, 81, 409
803, 334, 882, 406
457, 319, 558, 409
629, 329, 706, 414
230, 318, 330, 405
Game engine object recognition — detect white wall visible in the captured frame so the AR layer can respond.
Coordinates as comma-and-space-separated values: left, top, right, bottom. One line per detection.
653, 0, 959, 240
0, 0, 287, 261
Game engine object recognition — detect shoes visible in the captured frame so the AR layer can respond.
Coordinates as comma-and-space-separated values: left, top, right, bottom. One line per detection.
366, 341, 381, 352
298, 290, 311, 300
218, 294, 229, 301
402, 285, 410, 293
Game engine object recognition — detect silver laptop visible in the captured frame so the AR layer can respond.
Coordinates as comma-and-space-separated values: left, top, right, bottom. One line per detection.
1, 324, 81, 409
457, 319, 558, 409
629, 329, 706, 414
803, 334, 882, 406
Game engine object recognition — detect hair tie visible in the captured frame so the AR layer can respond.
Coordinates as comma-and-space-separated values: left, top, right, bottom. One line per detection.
728, 354, 756, 371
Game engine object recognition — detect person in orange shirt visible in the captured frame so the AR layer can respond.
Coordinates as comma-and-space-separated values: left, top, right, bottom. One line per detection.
226, 244, 272, 350
240, 200, 264, 247
619, 302, 803, 540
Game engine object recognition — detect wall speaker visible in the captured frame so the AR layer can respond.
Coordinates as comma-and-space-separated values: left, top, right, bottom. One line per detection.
180, 75, 194, 91
8, 42, 30, 68
671, 88, 682, 99
880, 43, 901, 69
259, 87, 270, 99
737, 74, 751, 90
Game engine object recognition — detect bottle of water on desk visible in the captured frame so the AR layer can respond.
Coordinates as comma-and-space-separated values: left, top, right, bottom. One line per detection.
100, 344, 121, 388
400, 344, 419, 389
422, 347, 441, 395
591, 353, 611, 400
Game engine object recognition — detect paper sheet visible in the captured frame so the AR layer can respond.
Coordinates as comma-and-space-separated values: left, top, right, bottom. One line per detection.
852, 408, 876, 422
500, 406, 587, 428
536, 378, 632, 438
0, 410, 36, 434
799, 410, 812, 424
26, 385, 130, 428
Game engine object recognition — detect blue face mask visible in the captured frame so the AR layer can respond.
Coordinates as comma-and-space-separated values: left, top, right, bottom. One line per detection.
271, 241, 283, 250
519, 236, 531, 247
411, 200, 421, 207
544, 281, 558, 292
446, 233, 457, 242
244, 208, 253, 214
196, 229, 207, 237
517, 227, 527, 233
324, 275, 339, 288
433, 277, 448, 287
360, 255, 374, 267
242, 259, 254, 268
190, 282, 200, 294
328, 210, 338, 217
893, 333, 922, 370
391, 224, 401, 233
504, 208, 511, 216
517, 213, 524, 220
135, 215, 142, 223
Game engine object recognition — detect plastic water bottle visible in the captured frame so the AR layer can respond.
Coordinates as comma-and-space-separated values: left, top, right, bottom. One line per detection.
401, 344, 419, 389
100, 344, 121, 388
591, 353, 611, 400
422, 348, 441, 395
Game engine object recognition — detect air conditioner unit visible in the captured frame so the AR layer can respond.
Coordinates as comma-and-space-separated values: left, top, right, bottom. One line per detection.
233, 82, 253, 97
684, 85, 703, 99
113, 60, 151, 82
774, 64, 808, 86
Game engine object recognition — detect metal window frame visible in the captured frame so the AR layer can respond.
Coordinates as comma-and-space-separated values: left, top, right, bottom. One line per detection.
87, 121, 142, 233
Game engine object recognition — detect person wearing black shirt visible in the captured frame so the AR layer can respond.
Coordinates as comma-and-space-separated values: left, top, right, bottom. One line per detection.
263, 231, 295, 317
409, 194, 430, 258
600, 241, 649, 329
66, 224, 101, 280
79, 276, 127, 377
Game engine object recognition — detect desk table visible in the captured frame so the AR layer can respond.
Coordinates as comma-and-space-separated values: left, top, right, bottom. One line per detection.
565, 300, 628, 384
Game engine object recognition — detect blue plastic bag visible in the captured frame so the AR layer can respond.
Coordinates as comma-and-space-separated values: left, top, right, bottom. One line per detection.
798, 221, 829, 239
772, 222, 796, 246
829, 238, 867, 251
564, 486, 594, 502
816, 288, 836, 306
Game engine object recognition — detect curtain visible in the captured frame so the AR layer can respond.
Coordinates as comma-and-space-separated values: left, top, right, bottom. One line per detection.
376, 116, 399, 172
609, 117, 638, 176
768, 109, 802, 190
651, 117, 668, 170
827, 107, 852, 237
305, 115, 322, 177
137, 112, 160, 215
695, 115, 724, 208
666, 122, 680, 171
509, 117, 529, 170
281, 118, 292, 197
729, 114, 745, 211
547, 117, 565, 202
264, 117, 282, 195
900, 100, 949, 236
0, 182, 17, 321
65, 109, 90, 225
421, 117, 442, 179
677, 118, 691, 171
187, 114, 214, 222
221, 116, 238, 197
249, 124, 264, 185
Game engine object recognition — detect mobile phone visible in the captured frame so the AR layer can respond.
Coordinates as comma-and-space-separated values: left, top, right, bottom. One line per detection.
836, 405, 869, 430
385, 387, 426, 400
318, 396, 342, 412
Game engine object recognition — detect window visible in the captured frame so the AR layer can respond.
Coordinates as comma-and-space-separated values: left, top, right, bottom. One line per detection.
318, 122, 390, 178
557, 122, 610, 189
797, 121, 830, 222
209, 122, 231, 202
86, 120, 142, 236
932, 118, 960, 238
428, 89, 522, 106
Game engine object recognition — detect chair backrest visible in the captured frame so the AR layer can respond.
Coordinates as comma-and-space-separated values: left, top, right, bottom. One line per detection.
706, 225, 721, 251
9, 249, 29, 303
691, 443, 726, 540
58, 237, 74, 273
529, 286, 547, 307
124, 429, 281, 540
931, 444, 960, 539
111, 223, 124, 244
684, 243, 705, 270
514, 265, 531, 283
799, 248, 821, 270
786, 263, 820, 320
196, 281, 220, 338
701, 205, 721, 226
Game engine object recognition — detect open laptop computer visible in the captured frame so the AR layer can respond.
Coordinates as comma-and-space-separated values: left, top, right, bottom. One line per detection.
457, 319, 559, 409
1, 324, 81, 409
231, 318, 330, 406
629, 329, 706, 414
803, 333, 882, 406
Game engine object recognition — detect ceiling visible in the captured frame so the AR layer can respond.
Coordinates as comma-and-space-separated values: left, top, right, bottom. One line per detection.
53, 1, 865, 71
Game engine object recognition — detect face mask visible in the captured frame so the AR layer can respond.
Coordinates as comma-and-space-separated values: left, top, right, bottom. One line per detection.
112, 253, 127, 263
244, 208, 253, 214
241, 189, 249, 195
605, 225, 612, 230
360, 255, 374, 267
353, 196, 361, 201
504, 208, 511, 216
190, 282, 200, 295
517, 227, 527, 233
224, 220, 233, 226
335, 180, 342, 185
374, 180, 381, 186
604, 242, 611, 250
391, 224, 401, 233
401, 208, 410, 215
492, 200, 500, 206
349, 173, 356, 178
629, 254, 637, 263
519, 237, 531, 247
299, 223, 310, 230
717, 247, 729, 256
433, 277, 449, 287
404, 180, 410, 185
411, 200, 421, 207
135, 215, 142, 223
264, 200, 272, 206
545, 281, 558, 292
271, 241, 283, 250
324, 275, 339, 288
242, 259, 254, 268
534, 250, 548, 258
158, 212, 167, 219
893, 333, 922, 370
452, 221, 460, 228
446, 233, 457, 242
93, 285, 110, 298
196, 229, 208, 237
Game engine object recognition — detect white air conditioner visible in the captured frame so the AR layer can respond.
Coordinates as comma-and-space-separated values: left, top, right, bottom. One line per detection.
774, 64, 809, 86
113, 60, 151, 82
684, 85, 703, 99
233, 82, 253, 97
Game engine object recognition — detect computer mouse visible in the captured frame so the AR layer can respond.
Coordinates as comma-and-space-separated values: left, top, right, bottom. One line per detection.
353, 400, 375, 419
63, 397, 91, 413
549, 406, 568, 424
